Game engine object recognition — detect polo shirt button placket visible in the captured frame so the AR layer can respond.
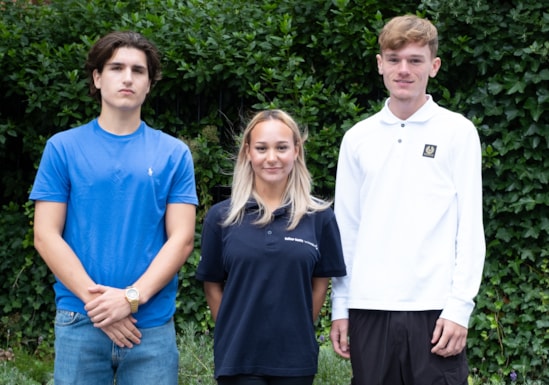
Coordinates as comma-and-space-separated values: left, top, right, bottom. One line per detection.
398, 122, 405, 144
265, 227, 277, 249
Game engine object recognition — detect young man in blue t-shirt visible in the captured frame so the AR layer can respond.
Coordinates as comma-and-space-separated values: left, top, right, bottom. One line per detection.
30, 31, 198, 385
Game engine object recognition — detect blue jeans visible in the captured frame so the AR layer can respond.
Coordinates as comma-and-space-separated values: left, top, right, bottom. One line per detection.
53, 310, 179, 385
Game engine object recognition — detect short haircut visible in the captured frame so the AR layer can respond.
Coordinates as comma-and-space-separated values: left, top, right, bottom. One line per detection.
378, 15, 438, 57
85, 31, 162, 100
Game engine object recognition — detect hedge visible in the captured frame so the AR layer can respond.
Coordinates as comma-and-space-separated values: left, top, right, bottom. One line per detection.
0, 0, 547, 381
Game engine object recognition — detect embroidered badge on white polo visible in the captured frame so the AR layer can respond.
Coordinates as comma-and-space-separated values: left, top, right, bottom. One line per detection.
422, 144, 437, 158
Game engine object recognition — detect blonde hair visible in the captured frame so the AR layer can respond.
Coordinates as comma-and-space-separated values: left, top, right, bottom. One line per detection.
223, 109, 331, 230
379, 15, 438, 58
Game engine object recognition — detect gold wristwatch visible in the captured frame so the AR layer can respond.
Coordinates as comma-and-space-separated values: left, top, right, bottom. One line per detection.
125, 286, 140, 313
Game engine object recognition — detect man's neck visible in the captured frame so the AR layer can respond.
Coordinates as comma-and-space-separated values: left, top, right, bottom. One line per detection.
388, 95, 429, 120
97, 108, 142, 135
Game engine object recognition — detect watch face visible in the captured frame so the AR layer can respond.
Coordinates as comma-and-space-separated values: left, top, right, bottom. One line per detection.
127, 288, 138, 300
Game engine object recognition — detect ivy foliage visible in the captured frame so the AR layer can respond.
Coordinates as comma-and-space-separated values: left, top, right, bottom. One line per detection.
0, 0, 547, 381
420, 1, 549, 381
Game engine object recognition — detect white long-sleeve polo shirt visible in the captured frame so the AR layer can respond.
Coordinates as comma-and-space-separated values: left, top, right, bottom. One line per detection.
331, 96, 485, 328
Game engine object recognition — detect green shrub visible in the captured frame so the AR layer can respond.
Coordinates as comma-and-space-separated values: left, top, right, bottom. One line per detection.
0, 0, 547, 382
0, 202, 55, 351
421, 0, 549, 381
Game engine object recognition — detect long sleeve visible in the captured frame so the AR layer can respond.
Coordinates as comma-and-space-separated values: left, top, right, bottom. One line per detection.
440, 122, 486, 327
331, 130, 362, 320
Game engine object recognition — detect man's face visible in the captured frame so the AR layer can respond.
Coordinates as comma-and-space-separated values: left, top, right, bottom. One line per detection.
93, 47, 151, 112
376, 42, 441, 107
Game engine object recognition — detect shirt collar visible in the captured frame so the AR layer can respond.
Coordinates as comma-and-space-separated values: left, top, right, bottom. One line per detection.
380, 95, 437, 125
244, 198, 290, 217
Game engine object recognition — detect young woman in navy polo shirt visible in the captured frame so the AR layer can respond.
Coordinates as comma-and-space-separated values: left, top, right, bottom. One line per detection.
196, 109, 346, 385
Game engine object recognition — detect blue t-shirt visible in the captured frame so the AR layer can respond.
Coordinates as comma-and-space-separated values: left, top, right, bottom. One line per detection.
196, 199, 346, 377
30, 119, 198, 327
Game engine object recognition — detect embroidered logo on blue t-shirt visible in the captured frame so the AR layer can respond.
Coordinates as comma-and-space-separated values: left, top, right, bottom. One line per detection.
422, 144, 437, 158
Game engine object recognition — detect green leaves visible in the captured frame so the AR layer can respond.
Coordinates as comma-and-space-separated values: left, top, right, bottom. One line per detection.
0, 1, 547, 381
423, 0, 549, 380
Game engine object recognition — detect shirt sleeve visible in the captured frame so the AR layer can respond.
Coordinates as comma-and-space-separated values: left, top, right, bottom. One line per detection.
440, 121, 486, 327
196, 204, 226, 282
167, 142, 199, 206
331, 131, 362, 320
313, 208, 346, 278
29, 138, 70, 203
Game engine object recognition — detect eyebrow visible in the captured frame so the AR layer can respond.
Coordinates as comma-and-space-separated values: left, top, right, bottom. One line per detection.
105, 62, 147, 71
384, 53, 426, 59
254, 140, 291, 144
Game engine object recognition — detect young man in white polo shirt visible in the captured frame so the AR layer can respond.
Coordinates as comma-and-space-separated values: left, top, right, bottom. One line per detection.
330, 15, 485, 385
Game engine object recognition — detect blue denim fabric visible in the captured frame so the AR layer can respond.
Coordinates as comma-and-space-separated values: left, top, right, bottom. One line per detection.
53, 310, 179, 385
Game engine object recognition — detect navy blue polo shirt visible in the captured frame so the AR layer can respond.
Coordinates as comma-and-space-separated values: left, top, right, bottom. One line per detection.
196, 199, 346, 378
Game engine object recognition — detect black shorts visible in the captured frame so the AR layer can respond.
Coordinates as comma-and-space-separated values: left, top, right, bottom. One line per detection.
217, 375, 314, 385
348, 309, 468, 385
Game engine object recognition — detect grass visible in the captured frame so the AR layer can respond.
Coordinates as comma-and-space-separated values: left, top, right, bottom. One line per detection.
0, 363, 41, 385
178, 323, 215, 384
0, 346, 53, 385
177, 323, 353, 385
315, 345, 352, 385
1, 323, 545, 385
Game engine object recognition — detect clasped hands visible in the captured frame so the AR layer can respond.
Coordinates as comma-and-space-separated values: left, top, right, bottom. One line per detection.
84, 284, 142, 348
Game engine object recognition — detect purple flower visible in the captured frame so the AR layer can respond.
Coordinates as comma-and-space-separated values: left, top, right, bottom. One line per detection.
510, 370, 517, 382
318, 335, 326, 343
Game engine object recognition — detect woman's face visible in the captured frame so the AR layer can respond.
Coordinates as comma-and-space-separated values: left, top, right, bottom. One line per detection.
246, 118, 299, 194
